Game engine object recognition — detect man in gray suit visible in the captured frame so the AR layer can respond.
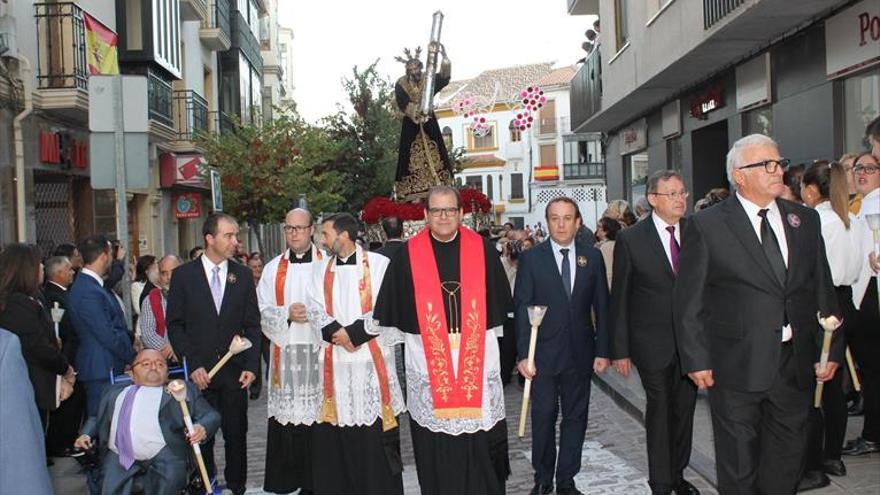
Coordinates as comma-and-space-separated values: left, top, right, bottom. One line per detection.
75, 349, 220, 495
0, 328, 54, 495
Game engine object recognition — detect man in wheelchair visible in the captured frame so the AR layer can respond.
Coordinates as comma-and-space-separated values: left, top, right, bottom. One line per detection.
75, 349, 220, 495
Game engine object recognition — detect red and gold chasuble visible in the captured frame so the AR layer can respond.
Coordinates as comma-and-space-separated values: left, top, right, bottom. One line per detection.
271, 247, 322, 389
319, 251, 397, 431
408, 227, 487, 419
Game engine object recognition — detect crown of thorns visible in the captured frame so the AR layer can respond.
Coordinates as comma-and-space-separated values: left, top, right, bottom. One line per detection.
395, 47, 423, 66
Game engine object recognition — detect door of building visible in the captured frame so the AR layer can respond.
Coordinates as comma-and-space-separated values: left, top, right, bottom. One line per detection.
691, 120, 730, 200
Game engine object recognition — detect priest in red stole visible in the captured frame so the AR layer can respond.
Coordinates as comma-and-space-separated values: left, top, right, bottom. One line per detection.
257, 208, 323, 495
373, 186, 513, 495
307, 213, 405, 495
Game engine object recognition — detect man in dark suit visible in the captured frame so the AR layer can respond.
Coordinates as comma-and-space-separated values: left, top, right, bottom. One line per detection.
166, 212, 261, 495
68, 235, 138, 418
376, 216, 406, 260
674, 134, 841, 494
75, 349, 220, 495
610, 170, 699, 495
44, 255, 87, 456
515, 197, 610, 495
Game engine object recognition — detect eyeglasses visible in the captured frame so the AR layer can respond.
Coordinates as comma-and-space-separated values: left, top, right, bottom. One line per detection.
737, 158, 791, 174
649, 191, 689, 200
283, 224, 312, 234
427, 207, 460, 218
853, 164, 880, 175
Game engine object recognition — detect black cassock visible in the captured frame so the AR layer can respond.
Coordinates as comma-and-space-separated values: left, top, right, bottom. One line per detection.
374, 233, 513, 495
394, 73, 454, 200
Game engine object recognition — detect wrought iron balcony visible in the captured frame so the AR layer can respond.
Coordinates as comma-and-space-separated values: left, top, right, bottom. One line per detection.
569, 49, 602, 133
704, 0, 746, 30
172, 90, 209, 142
200, 0, 231, 51
34, 2, 88, 91
563, 162, 605, 180
148, 70, 173, 128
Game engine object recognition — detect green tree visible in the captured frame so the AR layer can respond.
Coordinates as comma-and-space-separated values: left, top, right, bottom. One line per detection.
199, 112, 344, 253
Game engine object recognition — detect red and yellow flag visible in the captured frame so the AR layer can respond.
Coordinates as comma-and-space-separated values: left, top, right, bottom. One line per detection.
83, 13, 119, 75
534, 165, 560, 181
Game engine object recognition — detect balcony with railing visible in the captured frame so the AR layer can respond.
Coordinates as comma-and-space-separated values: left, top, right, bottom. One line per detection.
169, 90, 209, 151
33, 2, 89, 117
704, 0, 746, 29
569, 48, 602, 133
200, 0, 231, 51
147, 70, 175, 142
181, 0, 208, 22
563, 162, 605, 181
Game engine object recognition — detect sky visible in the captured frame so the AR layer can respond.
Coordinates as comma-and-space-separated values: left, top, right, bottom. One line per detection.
277, 1, 597, 122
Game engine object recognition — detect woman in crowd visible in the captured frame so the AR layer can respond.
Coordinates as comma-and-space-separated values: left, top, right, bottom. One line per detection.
838, 152, 861, 213
842, 152, 880, 458
797, 161, 866, 489
595, 216, 622, 290
782, 162, 806, 203
603, 199, 633, 225
0, 244, 75, 431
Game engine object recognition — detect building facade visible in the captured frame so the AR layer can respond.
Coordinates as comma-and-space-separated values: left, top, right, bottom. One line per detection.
436, 63, 607, 230
568, 0, 880, 206
0, 0, 272, 258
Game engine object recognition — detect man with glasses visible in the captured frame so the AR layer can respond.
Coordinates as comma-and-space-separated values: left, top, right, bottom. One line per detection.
74, 349, 219, 495
674, 134, 841, 494
256, 208, 323, 495
374, 185, 513, 495
610, 170, 700, 495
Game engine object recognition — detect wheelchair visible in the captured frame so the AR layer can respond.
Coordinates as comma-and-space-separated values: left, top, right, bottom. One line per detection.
107, 358, 224, 494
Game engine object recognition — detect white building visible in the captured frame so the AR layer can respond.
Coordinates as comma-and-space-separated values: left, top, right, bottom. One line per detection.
436, 62, 607, 230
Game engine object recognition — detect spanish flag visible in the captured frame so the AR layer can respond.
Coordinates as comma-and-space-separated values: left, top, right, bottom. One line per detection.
533, 166, 560, 181
83, 13, 119, 75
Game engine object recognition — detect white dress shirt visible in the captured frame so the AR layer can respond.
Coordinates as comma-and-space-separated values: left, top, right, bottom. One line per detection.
549, 238, 577, 291
200, 255, 228, 300
651, 212, 681, 270
108, 385, 166, 461
815, 201, 864, 287
48, 281, 68, 292
736, 193, 791, 341
853, 187, 880, 308
80, 267, 104, 287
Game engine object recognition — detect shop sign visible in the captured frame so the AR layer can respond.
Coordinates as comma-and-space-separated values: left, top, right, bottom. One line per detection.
174, 192, 201, 218
619, 118, 647, 155
825, 0, 880, 78
160, 153, 209, 189
39, 130, 88, 169
690, 85, 725, 120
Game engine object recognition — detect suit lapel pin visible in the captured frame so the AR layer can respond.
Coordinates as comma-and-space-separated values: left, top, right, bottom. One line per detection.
577, 256, 588, 267
787, 213, 801, 228
227, 273, 237, 284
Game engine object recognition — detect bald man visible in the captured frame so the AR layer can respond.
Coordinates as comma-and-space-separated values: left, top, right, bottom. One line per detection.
139, 256, 181, 361
75, 349, 219, 495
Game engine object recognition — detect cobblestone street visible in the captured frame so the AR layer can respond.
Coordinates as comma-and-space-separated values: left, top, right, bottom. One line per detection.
50, 375, 879, 495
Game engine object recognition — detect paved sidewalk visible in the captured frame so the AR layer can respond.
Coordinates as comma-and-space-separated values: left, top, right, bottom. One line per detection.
596, 368, 880, 495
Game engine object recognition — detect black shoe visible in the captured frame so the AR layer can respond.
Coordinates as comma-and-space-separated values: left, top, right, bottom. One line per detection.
674, 479, 701, 495
841, 437, 880, 456
821, 459, 846, 476
528, 483, 553, 495
556, 485, 584, 495
797, 470, 830, 492
847, 396, 864, 416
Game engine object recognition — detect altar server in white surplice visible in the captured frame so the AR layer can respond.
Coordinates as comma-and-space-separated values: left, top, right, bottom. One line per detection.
257, 208, 323, 495
306, 213, 405, 495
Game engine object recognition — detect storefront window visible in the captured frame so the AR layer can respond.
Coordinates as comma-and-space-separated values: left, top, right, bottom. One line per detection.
743, 105, 773, 137
844, 67, 880, 153
626, 153, 649, 205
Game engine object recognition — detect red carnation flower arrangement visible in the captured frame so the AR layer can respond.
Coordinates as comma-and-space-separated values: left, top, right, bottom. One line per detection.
361, 188, 491, 224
